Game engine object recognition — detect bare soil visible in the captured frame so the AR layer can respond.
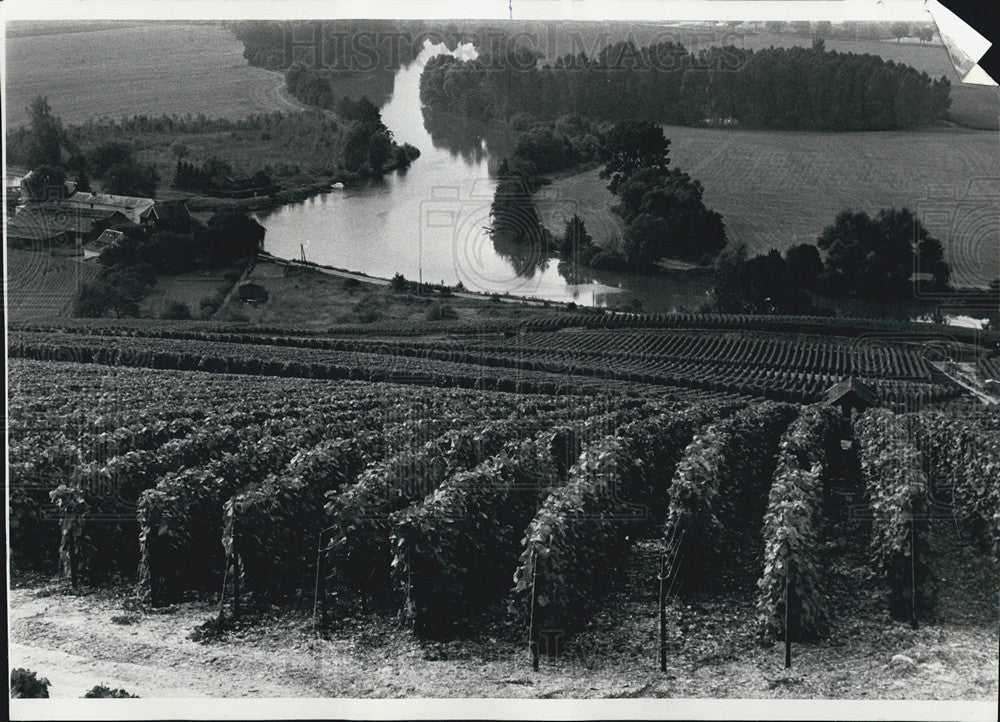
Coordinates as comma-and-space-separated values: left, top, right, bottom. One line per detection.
9, 518, 997, 699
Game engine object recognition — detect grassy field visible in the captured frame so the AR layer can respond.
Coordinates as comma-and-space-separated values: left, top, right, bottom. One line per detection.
139, 270, 236, 320
5, 249, 99, 320
541, 125, 1000, 289
215, 258, 556, 328
4, 21, 304, 129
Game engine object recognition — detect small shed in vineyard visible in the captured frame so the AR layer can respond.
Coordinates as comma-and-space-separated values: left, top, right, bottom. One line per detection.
823, 377, 879, 417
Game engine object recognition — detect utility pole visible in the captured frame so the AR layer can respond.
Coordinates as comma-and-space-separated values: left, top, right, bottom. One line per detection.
509, 0, 513, 20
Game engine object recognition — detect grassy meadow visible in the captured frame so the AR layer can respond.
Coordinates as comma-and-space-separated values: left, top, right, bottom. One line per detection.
541, 125, 1000, 289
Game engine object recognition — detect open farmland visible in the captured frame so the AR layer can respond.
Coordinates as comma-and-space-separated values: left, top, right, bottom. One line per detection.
4, 22, 304, 129
541, 126, 1000, 289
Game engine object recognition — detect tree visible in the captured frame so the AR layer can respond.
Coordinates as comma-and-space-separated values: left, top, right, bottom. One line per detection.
620, 214, 670, 269
814, 21, 833, 39
203, 212, 266, 268
86, 142, 135, 179
22, 165, 67, 200
784, 243, 823, 290
611, 166, 727, 262
28, 95, 62, 168
489, 173, 544, 245
75, 166, 91, 194
74, 264, 155, 318
367, 128, 394, 171
892, 22, 909, 42
713, 244, 818, 314
599, 120, 671, 194
916, 25, 935, 43
104, 161, 159, 198
558, 215, 593, 258
816, 207, 949, 298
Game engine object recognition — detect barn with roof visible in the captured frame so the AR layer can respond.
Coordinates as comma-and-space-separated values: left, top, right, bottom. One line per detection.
7, 205, 131, 253
58, 191, 156, 225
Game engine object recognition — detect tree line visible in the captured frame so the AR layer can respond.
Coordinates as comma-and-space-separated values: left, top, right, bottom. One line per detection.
712, 207, 950, 314
420, 39, 951, 131
14, 97, 160, 200
491, 119, 728, 273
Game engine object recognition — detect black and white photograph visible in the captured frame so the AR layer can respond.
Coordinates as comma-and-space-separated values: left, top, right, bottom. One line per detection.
4, 0, 999, 718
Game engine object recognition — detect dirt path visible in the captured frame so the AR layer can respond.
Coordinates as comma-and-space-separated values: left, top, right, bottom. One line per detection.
9, 560, 998, 701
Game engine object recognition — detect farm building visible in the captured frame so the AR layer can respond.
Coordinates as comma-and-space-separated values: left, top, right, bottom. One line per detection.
154, 200, 193, 231
824, 377, 879, 416
58, 191, 156, 225
6, 204, 132, 253
82, 229, 124, 261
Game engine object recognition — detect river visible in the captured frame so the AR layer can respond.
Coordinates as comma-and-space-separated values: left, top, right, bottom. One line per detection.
254, 41, 992, 326
254, 41, 714, 313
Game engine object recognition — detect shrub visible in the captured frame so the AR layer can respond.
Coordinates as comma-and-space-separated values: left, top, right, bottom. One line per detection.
162, 302, 193, 320
10, 668, 50, 698
83, 685, 139, 698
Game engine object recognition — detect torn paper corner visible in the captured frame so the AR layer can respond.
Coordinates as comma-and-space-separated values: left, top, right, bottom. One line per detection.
925, 0, 997, 86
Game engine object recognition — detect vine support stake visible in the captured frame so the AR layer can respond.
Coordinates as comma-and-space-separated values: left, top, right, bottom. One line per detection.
313, 531, 328, 632
528, 549, 540, 672
784, 564, 791, 670
231, 515, 241, 621
218, 553, 230, 619
68, 535, 79, 589
911, 516, 918, 631
658, 552, 668, 673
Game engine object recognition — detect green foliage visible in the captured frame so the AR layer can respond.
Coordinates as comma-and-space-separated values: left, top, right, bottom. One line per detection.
28, 95, 63, 168
10, 668, 50, 698
324, 418, 536, 603
225, 438, 369, 604
909, 410, 1000, 556
392, 436, 559, 637
512, 402, 744, 631
86, 141, 135, 179
83, 685, 139, 698
138, 425, 319, 601
784, 244, 823, 291
162, 302, 193, 320
854, 409, 934, 621
817, 208, 950, 298
757, 405, 843, 641
22, 165, 67, 201
419, 40, 951, 131
599, 119, 672, 195
75, 263, 156, 319
104, 160, 159, 198
663, 401, 798, 589
712, 245, 822, 315
74, 166, 91, 193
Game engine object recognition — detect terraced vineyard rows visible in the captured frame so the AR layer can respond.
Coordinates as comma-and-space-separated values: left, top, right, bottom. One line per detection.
8, 323, 964, 405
